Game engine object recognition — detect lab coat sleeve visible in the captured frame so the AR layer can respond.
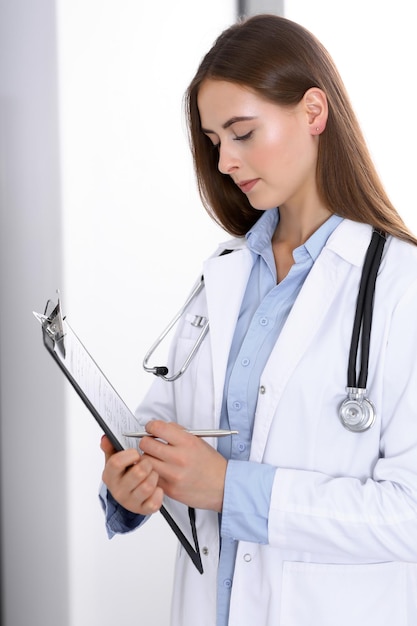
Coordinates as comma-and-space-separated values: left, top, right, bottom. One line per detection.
268, 279, 417, 563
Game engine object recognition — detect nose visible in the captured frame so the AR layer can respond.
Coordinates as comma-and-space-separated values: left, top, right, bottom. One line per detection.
217, 142, 239, 175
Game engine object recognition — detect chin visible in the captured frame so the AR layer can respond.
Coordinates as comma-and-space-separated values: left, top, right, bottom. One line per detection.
248, 200, 278, 212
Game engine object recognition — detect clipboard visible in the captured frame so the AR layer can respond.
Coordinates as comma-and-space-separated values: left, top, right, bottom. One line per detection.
33, 296, 203, 574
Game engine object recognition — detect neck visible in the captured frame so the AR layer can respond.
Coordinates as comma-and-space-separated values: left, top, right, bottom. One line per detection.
273, 204, 332, 248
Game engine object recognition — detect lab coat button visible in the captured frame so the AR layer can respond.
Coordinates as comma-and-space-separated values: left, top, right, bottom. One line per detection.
243, 553, 252, 562
259, 385, 266, 394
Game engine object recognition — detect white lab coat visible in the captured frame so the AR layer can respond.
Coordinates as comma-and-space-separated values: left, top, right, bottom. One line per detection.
135, 219, 417, 626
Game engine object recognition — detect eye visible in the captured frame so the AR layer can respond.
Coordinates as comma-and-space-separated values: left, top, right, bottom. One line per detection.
234, 130, 253, 142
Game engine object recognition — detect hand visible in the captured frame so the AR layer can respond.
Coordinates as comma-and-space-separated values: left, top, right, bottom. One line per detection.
100, 435, 164, 515
138, 421, 227, 512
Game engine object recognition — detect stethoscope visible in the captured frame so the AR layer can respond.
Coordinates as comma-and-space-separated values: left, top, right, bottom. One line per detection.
143, 277, 208, 382
143, 230, 386, 433
338, 229, 386, 432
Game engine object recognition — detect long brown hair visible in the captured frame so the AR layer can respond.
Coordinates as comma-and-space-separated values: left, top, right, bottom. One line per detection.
185, 14, 417, 245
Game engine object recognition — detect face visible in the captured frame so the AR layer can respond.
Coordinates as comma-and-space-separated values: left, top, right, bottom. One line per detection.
197, 79, 320, 213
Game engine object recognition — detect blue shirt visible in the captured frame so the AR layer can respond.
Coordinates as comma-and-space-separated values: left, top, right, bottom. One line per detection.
216, 208, 343, 626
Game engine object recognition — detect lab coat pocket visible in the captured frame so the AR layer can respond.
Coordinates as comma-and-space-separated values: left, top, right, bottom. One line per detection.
280, 561, 407, 626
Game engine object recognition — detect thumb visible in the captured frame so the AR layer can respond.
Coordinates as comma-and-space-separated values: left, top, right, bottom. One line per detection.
100, 434, 117, 463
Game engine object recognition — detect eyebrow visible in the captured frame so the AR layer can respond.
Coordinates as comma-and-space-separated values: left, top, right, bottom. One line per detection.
201, 115, 257, 134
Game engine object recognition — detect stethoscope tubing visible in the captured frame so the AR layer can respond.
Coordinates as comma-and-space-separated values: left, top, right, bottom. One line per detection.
347, 229, 386, 389
142, 278, 206, 381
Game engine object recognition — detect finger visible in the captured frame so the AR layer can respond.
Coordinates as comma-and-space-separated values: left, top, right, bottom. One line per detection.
110, 461, 164, 515
130, 463, 159, 499
106, 454, 159, 506
144, 420, 187, 445
102, 448, 142, 488
139, 485, 164, 515
122, 455, 157, 492
100, 434, 117, 463
139, 434, 170, 461
111, 447, 141, 470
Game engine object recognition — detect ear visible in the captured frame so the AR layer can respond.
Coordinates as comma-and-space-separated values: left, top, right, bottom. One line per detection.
303, 87, 328, 135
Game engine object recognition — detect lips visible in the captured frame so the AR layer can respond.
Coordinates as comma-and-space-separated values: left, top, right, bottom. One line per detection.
237, 178, 259, 193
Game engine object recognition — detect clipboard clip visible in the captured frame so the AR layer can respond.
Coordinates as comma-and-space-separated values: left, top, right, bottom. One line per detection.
33, 293, 66, 355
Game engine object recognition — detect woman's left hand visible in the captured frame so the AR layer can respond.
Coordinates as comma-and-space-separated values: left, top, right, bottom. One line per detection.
138, 420, 227, 512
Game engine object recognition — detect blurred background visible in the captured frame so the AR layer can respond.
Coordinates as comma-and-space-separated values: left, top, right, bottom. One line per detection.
0, 0, 415, 624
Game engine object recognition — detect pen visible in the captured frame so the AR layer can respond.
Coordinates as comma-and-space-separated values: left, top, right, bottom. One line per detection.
122, 429, 239, 438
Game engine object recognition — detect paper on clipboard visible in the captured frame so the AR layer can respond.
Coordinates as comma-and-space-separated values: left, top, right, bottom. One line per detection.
33, 296, 203, 574
33, 296, 139, 452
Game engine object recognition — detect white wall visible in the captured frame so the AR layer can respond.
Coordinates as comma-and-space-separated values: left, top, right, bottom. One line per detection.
285, 0, 417, 233
1, 1, 416, 625
58, 2, 234, 626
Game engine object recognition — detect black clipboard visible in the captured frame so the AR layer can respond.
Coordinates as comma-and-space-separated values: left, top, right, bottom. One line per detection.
33, 296, 203, 574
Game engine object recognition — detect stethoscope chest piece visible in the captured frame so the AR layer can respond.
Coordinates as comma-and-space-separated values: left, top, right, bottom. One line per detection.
339, 387, 376, 433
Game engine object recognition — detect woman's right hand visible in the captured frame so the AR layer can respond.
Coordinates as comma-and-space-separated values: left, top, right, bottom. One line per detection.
100, 435, 164, 515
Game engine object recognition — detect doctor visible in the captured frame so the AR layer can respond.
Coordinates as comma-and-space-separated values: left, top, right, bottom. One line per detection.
100, 14, 417, 626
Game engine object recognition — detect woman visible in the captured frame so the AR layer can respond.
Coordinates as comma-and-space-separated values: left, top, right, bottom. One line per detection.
100, 14, 417, 626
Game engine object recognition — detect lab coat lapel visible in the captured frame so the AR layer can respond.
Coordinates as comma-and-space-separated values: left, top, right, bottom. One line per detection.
250, 220, 373, 460
203, 246, 254, 422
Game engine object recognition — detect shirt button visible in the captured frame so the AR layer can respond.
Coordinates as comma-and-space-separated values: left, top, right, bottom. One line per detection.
233, 401, 241, 410
241, 358, 250, 367
237, 442, 246, 452
243, 553, 252, 562
202, 546, 209, 556
223, 578, 232, 589
259, 317, 268, 326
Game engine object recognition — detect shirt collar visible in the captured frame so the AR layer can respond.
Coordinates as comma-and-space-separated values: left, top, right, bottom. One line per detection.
246, 208, 343, 261
304, 213, 344, 261
246, 209, 278, 255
